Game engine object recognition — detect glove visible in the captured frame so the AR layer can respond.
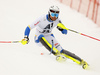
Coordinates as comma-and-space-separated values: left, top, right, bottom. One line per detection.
61, 29, 67, 34
21, 36, 29, 45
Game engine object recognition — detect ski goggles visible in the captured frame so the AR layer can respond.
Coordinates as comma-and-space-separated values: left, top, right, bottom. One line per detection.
50, 10, 59, 13
50, 13, 59, 17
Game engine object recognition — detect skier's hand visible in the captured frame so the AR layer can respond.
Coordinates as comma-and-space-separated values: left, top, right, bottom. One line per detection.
61, 29, 67, 35
21, 36, 29, 45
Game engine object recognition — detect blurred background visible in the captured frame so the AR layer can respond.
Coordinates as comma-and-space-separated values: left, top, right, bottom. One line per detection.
57, 0, 100, 26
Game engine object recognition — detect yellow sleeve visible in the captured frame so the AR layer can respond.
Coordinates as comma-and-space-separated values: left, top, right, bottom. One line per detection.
57, 23, 68, 31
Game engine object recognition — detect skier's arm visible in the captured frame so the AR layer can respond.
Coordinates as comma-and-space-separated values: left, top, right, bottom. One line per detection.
24, 25, 31, 37
21, 25, 31, 45
21, 19, 40, 45
57, 23, 68, 34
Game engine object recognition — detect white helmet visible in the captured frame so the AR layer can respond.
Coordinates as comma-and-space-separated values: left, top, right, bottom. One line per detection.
49, 6, 60, 13
48, 6, 60, 18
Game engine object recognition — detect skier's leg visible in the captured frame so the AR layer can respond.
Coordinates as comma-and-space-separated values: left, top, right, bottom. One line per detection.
35, 34, 88, 68
34, 35, 43, 47
35, 34, 61, 55
35, 33, 81, 61
60, 49, 82, 64
44, 34, 63, 54
60, 49, 88, 68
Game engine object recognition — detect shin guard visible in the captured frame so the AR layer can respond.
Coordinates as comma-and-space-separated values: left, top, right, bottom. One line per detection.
61, 50, 82, 64
39, 36, 60, 55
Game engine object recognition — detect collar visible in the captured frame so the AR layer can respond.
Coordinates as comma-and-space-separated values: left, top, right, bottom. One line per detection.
46, 14, 53, 22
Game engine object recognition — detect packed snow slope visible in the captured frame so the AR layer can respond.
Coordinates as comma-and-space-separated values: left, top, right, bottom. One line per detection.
0, 0, 100, 75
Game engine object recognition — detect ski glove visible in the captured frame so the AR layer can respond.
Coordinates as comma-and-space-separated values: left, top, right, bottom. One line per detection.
61, 29, 67, 35
21, 36, 29, 45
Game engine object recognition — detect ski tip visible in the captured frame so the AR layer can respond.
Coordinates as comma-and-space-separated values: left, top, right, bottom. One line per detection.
56, 55, 67, 63
82, 64, 90, 70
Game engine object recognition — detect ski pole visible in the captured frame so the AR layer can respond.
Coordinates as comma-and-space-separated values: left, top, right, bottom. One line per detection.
67, 28, 100, 41
0, 41, 21, 43
50, 40, 54, 55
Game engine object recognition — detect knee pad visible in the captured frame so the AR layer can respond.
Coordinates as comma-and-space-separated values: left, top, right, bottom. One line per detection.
35, 34, 44, 43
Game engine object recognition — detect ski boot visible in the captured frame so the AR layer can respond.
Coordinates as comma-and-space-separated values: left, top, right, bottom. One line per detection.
80, 59, 89, 69
56, 54, 67, 62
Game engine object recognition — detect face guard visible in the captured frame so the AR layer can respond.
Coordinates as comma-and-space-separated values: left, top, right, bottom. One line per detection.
49, 6, 60, 18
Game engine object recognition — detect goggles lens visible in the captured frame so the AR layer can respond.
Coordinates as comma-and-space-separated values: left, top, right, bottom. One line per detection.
51, 13, 59, 17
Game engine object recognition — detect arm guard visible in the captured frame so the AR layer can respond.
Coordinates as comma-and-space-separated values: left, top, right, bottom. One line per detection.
57, 23, 68, 31
24, 25, 31, 37
57, 23, 68, 34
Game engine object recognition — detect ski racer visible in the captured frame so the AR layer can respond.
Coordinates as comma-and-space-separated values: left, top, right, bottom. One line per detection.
21, 6, 88, 69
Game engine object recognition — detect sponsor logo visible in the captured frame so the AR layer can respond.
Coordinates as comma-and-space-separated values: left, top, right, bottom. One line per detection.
55, 43, 58, 46
34, 21, 40, 26
55, 45, 60, 48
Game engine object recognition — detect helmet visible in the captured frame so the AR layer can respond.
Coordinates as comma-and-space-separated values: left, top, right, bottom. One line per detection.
49, 6, 60, 13
48, 6, 60, 18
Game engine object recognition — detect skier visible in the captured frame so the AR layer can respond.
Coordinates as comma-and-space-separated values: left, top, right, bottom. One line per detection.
21, 6, 88, 69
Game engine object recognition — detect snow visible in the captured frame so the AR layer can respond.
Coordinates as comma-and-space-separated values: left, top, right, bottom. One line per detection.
0, 0, 100, 75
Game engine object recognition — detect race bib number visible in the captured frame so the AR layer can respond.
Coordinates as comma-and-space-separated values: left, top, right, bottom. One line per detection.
42, 23, 53, 33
